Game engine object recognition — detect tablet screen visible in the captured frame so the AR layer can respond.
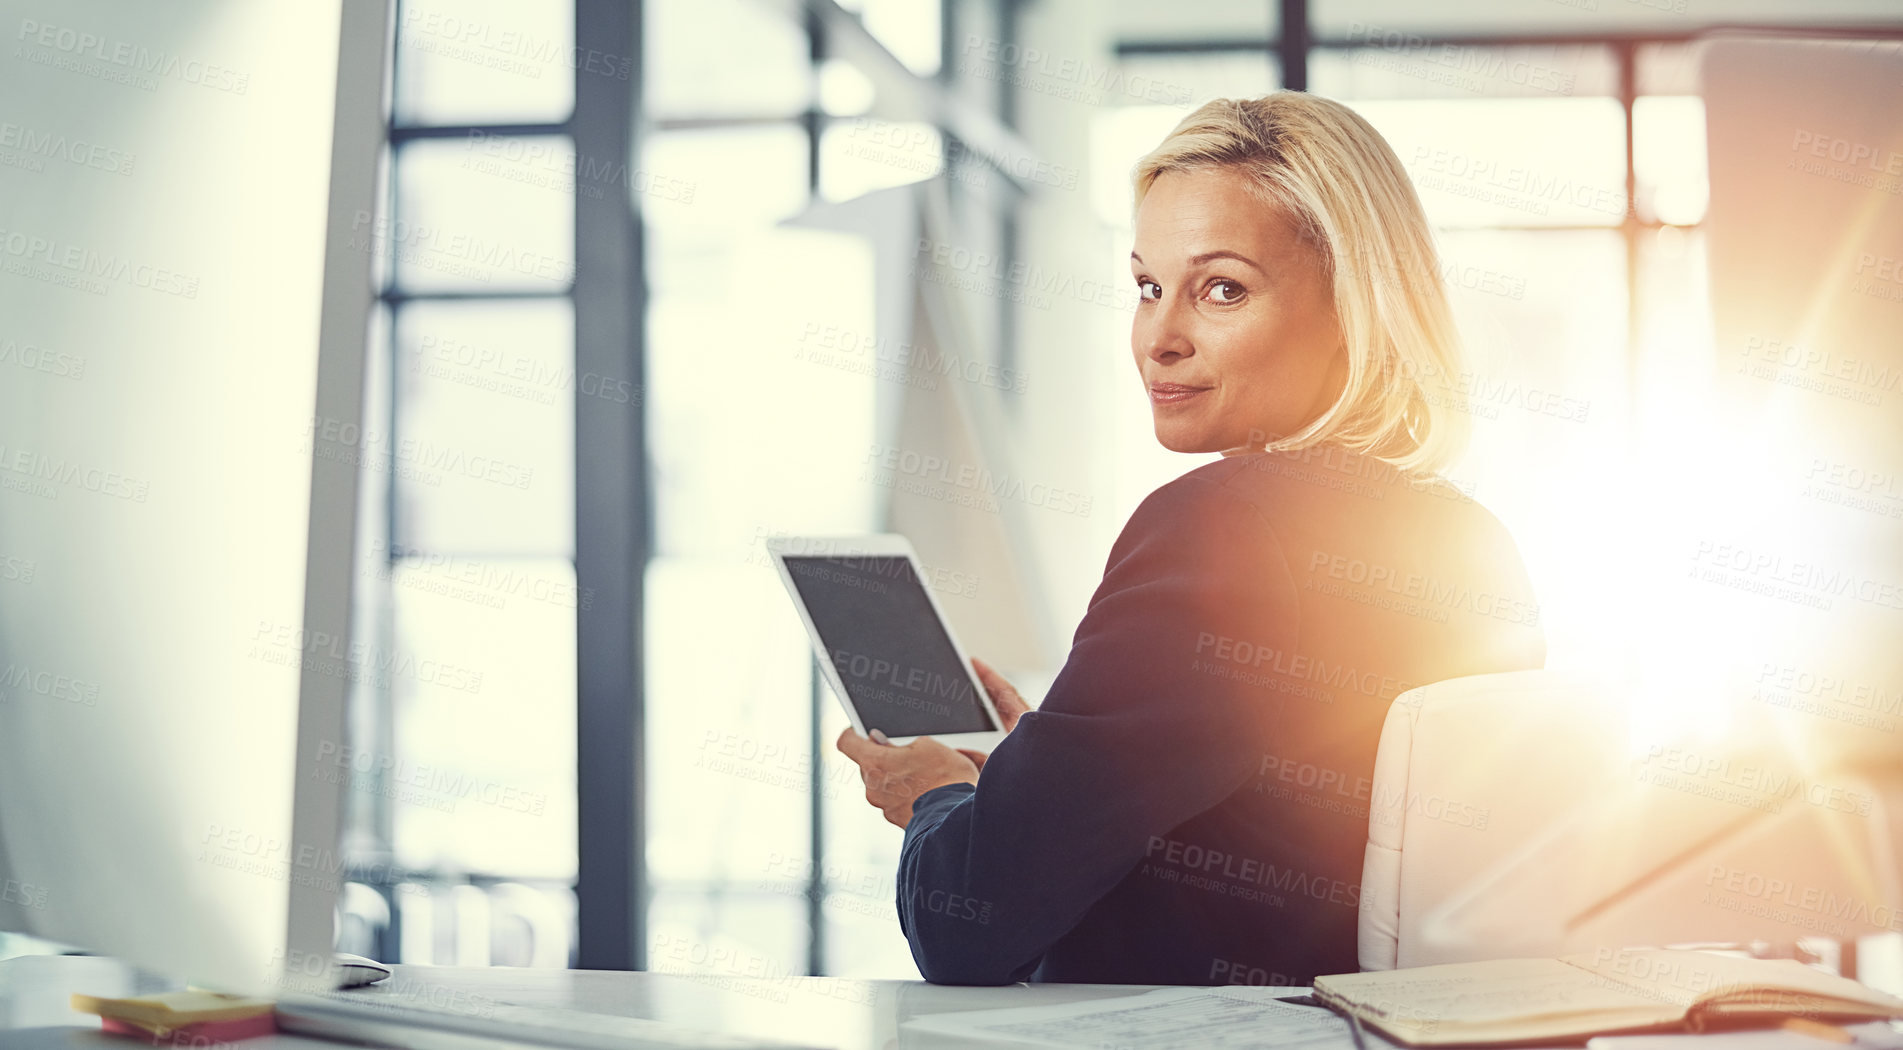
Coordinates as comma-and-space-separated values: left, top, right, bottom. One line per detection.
781, 554, 993, 737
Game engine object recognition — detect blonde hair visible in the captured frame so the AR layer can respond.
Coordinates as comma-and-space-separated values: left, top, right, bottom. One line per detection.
1133, 93, 1467, 477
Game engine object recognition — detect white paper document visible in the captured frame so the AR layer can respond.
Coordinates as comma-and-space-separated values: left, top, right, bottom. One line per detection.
900, 986, 1364, 1049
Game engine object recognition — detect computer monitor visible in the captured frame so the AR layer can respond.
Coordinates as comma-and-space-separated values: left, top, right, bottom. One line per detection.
1693, 33, 1903, 754
0, 0, 387, 994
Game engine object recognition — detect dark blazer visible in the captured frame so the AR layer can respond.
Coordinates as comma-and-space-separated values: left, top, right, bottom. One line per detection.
896, 445, 1546, 986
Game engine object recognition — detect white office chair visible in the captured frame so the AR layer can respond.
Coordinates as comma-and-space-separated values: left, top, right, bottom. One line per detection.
1358, 670, 1903, 971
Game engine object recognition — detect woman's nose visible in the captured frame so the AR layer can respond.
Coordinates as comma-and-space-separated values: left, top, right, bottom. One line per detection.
1140, 298, 1193, 362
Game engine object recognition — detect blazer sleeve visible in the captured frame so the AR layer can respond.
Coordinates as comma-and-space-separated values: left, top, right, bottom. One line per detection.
895, 470, 1304, 984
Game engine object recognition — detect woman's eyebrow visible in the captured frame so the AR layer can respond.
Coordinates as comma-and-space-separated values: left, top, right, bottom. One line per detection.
1188, 249, 1262, 271
1127, 249, 1263, 271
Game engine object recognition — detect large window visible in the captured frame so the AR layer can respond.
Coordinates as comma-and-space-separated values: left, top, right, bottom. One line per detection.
336, 0, 1903, 980
640, 0, 959, 984
338, 0, 583, 968
1313, 40, 1699, 682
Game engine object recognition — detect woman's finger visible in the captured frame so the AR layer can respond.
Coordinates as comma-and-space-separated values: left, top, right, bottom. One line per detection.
971, 656, 1008, 700
835, 726, 883, 764
971, 657, 1028, 730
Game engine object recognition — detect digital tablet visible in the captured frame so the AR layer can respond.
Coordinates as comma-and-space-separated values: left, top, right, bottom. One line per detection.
767, 534, 1007, 752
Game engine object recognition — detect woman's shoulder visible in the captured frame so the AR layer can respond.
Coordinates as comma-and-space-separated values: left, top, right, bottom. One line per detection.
1112, 450, 1543, 662
1102, 458, 1336, 593
1173, 447, 1497, 521
1132, 448, 1523, 565
1124, 456, 1278, 535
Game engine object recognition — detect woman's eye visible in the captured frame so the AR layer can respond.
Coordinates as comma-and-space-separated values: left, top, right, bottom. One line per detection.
1137, 279, 1162, 301
1206, 280, 1245, 304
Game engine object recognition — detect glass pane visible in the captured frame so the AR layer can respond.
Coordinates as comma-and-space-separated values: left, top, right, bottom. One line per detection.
820, 870, 918, 978
1350, 98, 1628, 228
393, 299, 575, 556
641, 125, 809, 236
646, 227, 876, 559
844, 0, 943, 78
945, 45, 1258, 117
1632, 226, 1713, 450
1636, 41, 1700, 97
392, 137, 576, 294
388, 558, 578, 880
648, 889, 808, 984
1633, 96, 1708, 226
819, 119, 943, 201
390, 879, 574, 967
817, 59, 877, 118
1435, 228, 1631, 674
1088, 105, 1201, 227
394, 0, 577, 125
488, 881, 576, 967
446, 128, 633, 209
644, 560, 815, 887
1110, 0, 1274, 47
645, 0, 811, 119
817, 694, 918, 978
1114, 52, 1279, 108
1310, 44, 1616, 100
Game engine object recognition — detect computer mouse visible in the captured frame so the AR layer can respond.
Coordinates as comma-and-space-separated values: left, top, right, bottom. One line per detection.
333, 952, 392, 988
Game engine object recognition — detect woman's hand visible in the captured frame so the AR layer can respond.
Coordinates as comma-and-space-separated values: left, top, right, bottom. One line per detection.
836, 729, 979, 829
833, 657, 1033, 828
957, 657, 1030, 771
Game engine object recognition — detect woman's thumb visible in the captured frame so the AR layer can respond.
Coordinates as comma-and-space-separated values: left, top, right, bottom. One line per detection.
972, 657, 1028, 730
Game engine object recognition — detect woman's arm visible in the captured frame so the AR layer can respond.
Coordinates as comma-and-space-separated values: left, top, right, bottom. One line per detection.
894, 471, 1303, 984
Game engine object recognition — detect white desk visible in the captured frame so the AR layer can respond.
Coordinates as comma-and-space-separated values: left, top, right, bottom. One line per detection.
0, 953, 1178, 1049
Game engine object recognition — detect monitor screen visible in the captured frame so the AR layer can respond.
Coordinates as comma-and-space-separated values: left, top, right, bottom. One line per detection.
782, 555, 993, 737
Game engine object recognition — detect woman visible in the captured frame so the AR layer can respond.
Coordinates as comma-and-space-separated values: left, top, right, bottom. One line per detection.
837, 93, 1546, 986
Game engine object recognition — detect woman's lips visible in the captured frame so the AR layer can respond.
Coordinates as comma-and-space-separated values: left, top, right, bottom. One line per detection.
1149, 383, 1211, 405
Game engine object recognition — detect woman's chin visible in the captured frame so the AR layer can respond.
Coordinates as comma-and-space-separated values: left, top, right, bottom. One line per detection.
1152, 423, 1222, 455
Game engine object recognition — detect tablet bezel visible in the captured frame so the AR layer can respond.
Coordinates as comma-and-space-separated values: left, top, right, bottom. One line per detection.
767, 534, 1007, 752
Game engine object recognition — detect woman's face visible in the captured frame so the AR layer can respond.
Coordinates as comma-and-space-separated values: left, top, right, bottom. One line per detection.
1130, 167, 1346, 455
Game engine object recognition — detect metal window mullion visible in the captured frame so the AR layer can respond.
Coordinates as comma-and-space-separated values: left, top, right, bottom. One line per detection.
806, 659, 827, 976
573, 0, 647, 972
803, 1, 828, 980
378, 288, 575, 305
390, 121, 571, 143
373, 0, 408, 964
1279, 0, 1309, 91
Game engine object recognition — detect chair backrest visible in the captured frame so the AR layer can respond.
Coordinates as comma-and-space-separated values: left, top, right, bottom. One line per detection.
1358, 670, 1622, 970
1359, 670, 1903, 971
